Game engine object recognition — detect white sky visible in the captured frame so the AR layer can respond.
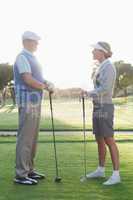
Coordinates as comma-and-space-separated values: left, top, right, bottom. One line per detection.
0, 0, 133, 89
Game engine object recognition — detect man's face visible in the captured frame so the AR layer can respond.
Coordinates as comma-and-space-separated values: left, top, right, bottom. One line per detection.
23, 39, 39, 52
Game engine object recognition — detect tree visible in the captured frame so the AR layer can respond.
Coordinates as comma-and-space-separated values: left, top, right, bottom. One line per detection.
0, 63, 13, 89
0, 63, 13, 105
113, 61, 133, 97
7, 80, 16, 105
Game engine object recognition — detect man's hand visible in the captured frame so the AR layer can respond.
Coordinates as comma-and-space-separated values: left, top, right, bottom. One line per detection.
22, 73, 49, 91
45, 81, 55, 93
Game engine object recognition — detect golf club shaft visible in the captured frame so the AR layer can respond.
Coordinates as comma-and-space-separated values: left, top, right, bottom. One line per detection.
49, 92, 59, 177
82, 96, 87, 177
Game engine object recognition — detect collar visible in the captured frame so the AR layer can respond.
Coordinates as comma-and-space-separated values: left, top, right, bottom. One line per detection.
22, 48, 34, 57
99, 59, 110, 69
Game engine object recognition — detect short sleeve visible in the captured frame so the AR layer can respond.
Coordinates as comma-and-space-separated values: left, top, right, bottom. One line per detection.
16, 54, 31, 74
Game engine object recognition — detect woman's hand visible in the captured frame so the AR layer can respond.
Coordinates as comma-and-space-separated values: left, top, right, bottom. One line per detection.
80, 90, 88, 98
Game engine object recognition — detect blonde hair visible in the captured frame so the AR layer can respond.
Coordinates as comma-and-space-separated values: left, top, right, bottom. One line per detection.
104, 51, 113, 58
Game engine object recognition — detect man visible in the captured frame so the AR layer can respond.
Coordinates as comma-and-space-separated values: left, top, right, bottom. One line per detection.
13, 31, 54, 185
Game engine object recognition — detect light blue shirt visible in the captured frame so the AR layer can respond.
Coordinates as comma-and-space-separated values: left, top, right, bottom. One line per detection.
15, 49, 32, 74
90, 59, 116, 104
14, 48, 44, 106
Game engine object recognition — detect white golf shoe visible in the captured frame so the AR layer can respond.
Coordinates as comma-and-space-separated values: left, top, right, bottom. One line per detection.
103, 175, 121, 186
86, 170, 105, 179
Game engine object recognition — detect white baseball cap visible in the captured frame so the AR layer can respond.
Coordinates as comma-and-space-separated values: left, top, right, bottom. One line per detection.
91, 41, 111, 54
22, 31, 41, 41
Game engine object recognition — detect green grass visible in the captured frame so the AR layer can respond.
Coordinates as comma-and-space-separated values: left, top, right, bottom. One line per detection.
0, 134, 133, 200
0, 97, 133, 130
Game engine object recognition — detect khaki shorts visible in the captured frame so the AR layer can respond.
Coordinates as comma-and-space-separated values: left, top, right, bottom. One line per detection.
93, 103, 114, 138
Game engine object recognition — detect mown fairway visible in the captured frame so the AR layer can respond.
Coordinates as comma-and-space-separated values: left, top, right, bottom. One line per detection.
0, 134, 133, 200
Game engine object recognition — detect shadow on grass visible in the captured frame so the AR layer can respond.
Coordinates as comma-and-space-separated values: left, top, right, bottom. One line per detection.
4, 105, 16, 113
0, 115, 82, 130
0, 104, 4, 109
0, 102, 83, 130
0, 103, 82, 130
0, 104, 16, 113
0, 138, 133, 144
40, 116, 82, 130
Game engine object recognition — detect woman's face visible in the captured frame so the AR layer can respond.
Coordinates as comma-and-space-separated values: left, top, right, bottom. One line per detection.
92, 49, 105, 62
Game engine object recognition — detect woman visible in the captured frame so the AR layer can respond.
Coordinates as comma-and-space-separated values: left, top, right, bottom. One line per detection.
82, 41, 121, 185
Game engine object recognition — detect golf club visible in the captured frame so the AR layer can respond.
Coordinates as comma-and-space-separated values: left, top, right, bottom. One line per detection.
49, 92, 62, 183
80, 96, 88, 182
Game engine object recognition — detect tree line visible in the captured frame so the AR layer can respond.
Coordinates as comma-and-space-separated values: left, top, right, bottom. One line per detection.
0, 61, 133, 105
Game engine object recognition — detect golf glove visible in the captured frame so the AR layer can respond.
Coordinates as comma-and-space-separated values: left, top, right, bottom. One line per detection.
44, 80, 55, 92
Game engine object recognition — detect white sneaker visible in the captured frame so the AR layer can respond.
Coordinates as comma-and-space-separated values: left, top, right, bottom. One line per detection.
103, 175, 121, 186
86, 170, 105, 179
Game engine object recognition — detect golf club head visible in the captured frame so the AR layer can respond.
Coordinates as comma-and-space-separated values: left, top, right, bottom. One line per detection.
54, 176, 62, 183
80, 175, 87, 182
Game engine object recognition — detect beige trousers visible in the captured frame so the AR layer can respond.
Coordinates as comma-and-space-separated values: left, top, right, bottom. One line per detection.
16, 103, 41, 178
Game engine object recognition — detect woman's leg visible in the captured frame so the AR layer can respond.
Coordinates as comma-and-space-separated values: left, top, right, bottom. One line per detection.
86, 137, 106, 178
104, 137, 119, 170
103, 136, 121, 185
96, 137, 107, 167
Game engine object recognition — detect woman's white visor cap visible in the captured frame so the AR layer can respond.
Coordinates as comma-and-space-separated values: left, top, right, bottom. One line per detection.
91, 42, 110, 53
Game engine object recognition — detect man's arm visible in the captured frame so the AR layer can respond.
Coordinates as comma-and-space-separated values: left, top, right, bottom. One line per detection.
21, 73, 48, 90
16, 54, 50, 91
